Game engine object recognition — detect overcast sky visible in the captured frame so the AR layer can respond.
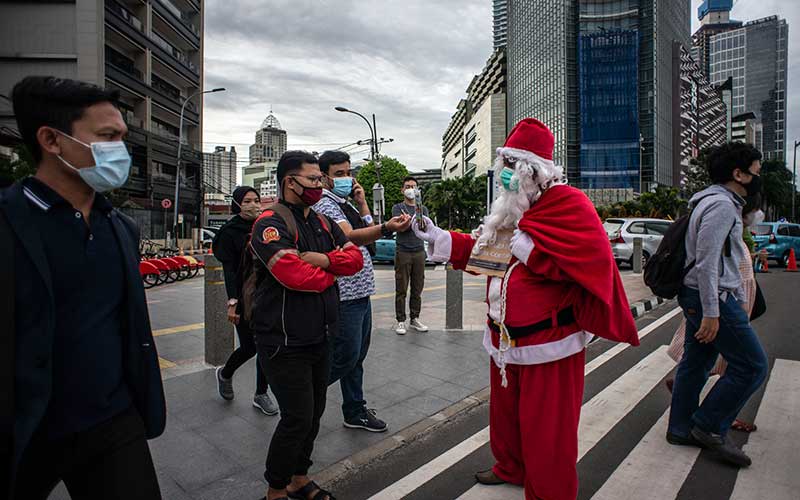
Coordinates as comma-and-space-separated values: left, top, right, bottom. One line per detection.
202, 0, 798, 178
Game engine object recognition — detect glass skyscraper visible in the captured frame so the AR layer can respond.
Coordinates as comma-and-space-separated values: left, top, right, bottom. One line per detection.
708, 16, 788, 160
506, 0, 690, 195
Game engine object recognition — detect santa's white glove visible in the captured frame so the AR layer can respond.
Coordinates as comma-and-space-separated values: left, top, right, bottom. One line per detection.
471, 224, 485, 239
412, 216, 452, 262
411, 215, 444, 243
510, 228, 534, 264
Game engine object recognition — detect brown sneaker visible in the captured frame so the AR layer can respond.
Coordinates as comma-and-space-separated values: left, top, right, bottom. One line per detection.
475, 469, 505, 485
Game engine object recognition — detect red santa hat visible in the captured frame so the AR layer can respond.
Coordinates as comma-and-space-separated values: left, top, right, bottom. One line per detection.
495, 118, 564, 186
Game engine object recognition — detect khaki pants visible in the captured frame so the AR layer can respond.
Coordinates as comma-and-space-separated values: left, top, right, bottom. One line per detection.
395, 250, 426, 322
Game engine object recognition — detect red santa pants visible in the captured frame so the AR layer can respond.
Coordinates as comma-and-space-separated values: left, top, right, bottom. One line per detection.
489, 351, 585, 500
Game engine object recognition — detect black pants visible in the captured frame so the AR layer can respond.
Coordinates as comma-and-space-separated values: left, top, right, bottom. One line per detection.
257, 340, 329, 490
13, 407, 161, 500
221, 319, 268, 394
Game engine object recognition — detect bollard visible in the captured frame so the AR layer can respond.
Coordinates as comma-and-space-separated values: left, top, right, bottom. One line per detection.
633, 237, 643, 274
445, 264, 463, 330
204, 255, 234, 366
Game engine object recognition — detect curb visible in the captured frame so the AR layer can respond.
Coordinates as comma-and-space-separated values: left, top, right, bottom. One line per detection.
629, 295, 667, 319
315, 387, 491, 490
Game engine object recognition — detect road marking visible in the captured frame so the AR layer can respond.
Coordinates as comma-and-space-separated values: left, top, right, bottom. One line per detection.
366, 427, 490, 500
731, 359, 800, 500
152, 322, 204, 337
584, 307, 681, 375
158, 357, 176, 368
590, 376, 718, 500
578, 346, 675, 458
375, 337, 675, 500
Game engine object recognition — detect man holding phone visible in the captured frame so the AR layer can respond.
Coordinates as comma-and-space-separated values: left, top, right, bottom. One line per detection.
315, 151, 411, 432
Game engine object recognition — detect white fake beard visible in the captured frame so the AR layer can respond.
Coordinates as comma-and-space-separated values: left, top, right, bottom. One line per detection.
475, 183, 539, 253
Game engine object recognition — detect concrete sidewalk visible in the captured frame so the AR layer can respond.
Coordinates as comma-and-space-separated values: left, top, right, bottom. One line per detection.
51, 269, 657, 499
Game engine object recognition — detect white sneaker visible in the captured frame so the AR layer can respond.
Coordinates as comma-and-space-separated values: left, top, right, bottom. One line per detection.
394, 321, 407, 335
410, 319, 429, 332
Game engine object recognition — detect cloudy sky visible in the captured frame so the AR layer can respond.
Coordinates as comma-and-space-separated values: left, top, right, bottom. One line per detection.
202, 0, 799, 179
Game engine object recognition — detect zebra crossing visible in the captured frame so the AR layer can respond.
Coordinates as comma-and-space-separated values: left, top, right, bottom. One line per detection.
362, 305, 800, 500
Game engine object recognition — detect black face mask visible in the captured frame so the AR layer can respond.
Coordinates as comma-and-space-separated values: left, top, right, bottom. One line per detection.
739, 171, 762, 197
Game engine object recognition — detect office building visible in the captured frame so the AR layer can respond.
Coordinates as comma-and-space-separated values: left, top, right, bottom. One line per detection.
442, 49, 506, 180
506, 0, 691, 199
493, 0, 508, 49
706, 16, 788, 160
203, 145, 236, 196
0, 0, 206, 241
691, 0, 742, 76
242, 110, 286, 200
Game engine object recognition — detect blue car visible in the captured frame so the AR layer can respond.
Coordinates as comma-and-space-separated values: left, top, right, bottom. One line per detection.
752, 222, 800, 267
372, 236, 397, 264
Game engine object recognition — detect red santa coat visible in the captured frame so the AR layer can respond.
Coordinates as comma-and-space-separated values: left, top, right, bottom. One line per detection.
446, 185, 639, 366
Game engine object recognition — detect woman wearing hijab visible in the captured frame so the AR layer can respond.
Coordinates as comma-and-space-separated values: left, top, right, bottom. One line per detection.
213, 186, 277, 416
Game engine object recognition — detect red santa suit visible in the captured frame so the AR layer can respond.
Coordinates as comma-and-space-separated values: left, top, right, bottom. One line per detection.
425, 119, 639, 500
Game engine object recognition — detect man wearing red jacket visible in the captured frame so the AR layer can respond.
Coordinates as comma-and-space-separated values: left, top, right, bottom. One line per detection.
413, 119, 639, 500
250, 150, 363, 500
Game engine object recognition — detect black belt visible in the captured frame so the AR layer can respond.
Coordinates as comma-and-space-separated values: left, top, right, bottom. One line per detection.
488, 306, 576, 340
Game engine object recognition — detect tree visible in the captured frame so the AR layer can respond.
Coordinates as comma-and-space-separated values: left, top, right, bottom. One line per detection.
356, 156, 409, 216
681, 148, 712, 197
760, 159, 793, 221
0, 144, 36, 188
423, 174, 487, 231
596, 186, 686, 220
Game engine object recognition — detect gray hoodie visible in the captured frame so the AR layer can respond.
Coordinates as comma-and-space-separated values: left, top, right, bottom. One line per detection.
683, 184, 747, 318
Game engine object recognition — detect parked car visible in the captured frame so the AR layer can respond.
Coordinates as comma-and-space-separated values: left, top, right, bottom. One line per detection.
370, 235, 435, 265
604, 218, 673, 268
372, 235, 397, 264
752, 222, 800, 267
201, 227, 218, 249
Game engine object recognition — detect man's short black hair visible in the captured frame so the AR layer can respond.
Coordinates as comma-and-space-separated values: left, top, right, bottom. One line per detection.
707, 142, 762, 184
277, 150, 319, 186
12, 76, 120, 163
402, 176, 418, 185
318, 150, 350, 175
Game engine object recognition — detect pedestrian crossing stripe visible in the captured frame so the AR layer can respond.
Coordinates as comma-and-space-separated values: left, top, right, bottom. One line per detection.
730, 359, 800, 500
369, 353, 800, 500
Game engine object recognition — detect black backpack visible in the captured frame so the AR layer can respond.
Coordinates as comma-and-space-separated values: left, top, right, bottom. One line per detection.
644, 202, 734, 299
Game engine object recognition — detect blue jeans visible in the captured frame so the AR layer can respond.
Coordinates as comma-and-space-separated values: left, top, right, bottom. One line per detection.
668, 287, 768, 438
329, 297, 372, 420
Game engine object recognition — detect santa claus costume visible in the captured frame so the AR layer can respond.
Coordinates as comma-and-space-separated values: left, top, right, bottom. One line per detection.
413, 119, 639, 500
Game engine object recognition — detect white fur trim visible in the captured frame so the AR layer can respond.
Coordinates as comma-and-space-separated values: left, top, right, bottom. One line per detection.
427, 231, 452, 263
488, 277, 502, 322
482, 327, 593, 366
496, 146, 553, 166
510, 230, 534, 264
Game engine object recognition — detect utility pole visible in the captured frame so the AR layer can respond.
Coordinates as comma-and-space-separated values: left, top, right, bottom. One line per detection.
793, 139, 799, 222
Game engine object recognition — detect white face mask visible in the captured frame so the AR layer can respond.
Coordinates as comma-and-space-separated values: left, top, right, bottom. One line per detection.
743, 209, 765, 228
404, 188, 418, 200
56, 131, 131, 192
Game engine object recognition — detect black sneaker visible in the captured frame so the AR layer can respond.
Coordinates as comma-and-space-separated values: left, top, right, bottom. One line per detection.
666, 431, 705, 448
690, 427, 752, 467
344, 408, 388, 433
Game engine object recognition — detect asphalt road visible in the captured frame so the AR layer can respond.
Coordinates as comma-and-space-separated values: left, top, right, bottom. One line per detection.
327, 272, 800, 500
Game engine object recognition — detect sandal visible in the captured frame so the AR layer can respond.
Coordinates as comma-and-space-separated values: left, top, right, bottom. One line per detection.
731, 419, 757, 433
287, 481, 336, 500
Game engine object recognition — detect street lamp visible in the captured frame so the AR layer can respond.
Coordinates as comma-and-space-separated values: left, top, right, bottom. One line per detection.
334, 106, 385, 222
172, 87, 225, 248
793, 139, 799, 222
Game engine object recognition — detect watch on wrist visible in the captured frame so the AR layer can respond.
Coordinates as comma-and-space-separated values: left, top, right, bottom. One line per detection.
381, 222, 393, 238
361, 214, 374, 225
227, 298, 238, 307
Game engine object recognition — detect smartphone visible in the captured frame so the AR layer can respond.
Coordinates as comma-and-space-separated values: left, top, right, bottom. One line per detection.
414, 190, 426, 230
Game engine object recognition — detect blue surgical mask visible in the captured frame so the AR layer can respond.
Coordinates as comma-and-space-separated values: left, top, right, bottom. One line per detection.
57, 131, 131, 192
500, 167, 518, 192
332, 177, 354, 198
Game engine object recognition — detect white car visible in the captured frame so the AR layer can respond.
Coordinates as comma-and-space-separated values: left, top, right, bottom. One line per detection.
604, 218, 673, 268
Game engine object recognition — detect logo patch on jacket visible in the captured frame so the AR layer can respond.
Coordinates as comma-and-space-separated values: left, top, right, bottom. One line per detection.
262, 226, 280, 244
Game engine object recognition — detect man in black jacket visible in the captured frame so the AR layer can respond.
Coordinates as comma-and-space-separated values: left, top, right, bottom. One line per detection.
250, 151, 363, 500
1, 76, 166, 499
